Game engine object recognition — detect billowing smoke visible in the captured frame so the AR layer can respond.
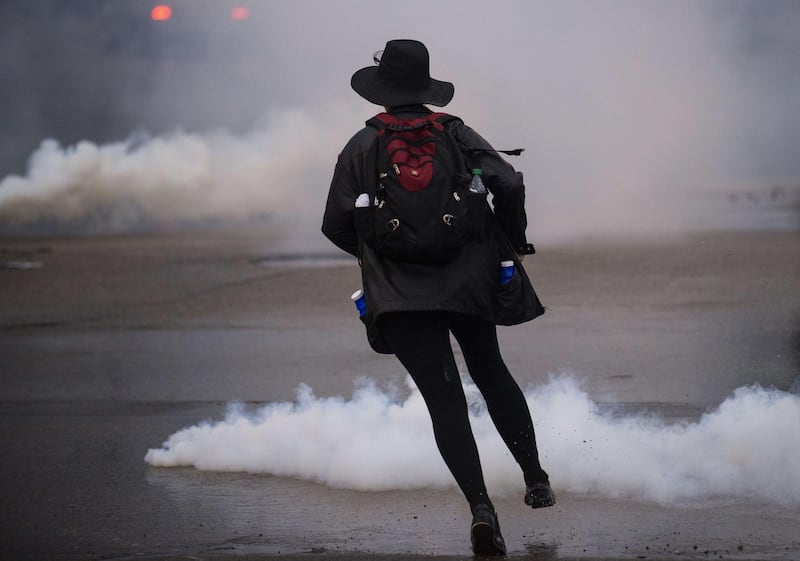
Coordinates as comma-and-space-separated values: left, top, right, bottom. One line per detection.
146, 375, 800, 506
0, 103, 363, 244
2, 1, 799, 242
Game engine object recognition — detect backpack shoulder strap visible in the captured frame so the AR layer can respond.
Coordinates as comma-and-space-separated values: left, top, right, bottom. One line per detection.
365, 113, 390, 132
431, 112, 463, 127
446, 117, 525, 157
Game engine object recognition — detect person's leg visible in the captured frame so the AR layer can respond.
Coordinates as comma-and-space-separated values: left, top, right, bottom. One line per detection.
447, 313, 551, 488
378, 311, 493, 512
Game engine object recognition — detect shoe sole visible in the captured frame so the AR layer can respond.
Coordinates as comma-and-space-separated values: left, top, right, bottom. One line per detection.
524, 495, 556, 508
525, 486, 556, 509
471, 521, 506, 556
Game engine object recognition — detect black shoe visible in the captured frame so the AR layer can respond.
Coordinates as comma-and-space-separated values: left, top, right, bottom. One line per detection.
524, 481, 556, 508
470, 504, 506, 556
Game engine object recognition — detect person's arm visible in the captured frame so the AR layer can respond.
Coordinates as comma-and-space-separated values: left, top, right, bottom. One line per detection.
452, 123, 534, 255
321, 156, 359, 257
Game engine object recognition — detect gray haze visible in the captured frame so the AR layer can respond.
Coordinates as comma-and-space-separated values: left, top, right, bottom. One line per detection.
1, 0, 799, 243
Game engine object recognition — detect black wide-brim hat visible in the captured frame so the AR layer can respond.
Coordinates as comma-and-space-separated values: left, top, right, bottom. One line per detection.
351, 39, 454, 107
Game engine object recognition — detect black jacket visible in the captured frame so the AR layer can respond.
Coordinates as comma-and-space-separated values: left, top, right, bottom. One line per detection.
322, 106, 543, 329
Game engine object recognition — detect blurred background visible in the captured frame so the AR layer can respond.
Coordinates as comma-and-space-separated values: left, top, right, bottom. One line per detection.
1, 0, 799, 244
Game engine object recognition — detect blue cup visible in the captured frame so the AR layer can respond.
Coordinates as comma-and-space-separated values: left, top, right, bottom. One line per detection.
351, 289, 367, 317
500, 260, 515, 285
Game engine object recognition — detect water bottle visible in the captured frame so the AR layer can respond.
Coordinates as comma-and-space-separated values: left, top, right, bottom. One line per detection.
500, 260, 515, 285
469, 168, 487, 194
351, 289, 367, 317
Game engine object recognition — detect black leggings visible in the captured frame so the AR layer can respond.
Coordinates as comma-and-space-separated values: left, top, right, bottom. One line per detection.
379, 311, 548, 511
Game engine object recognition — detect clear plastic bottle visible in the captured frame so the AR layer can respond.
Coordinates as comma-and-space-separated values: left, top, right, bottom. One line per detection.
469, 168, 487, 194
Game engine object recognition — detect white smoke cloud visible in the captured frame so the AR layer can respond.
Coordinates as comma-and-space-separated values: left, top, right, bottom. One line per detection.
2, 2, 798, 241
145, 375, 800, 506
0, 102, 365, 233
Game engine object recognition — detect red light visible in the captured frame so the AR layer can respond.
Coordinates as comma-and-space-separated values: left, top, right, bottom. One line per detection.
151, 5, 172, 21
231, 7, 250, 20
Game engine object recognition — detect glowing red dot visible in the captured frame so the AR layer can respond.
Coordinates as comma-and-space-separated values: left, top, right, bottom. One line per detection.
231, 7, 250, 20
151, 5, 172, 21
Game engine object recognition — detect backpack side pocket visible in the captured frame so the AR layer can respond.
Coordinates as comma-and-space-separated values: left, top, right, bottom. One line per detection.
353, 194, 376, 249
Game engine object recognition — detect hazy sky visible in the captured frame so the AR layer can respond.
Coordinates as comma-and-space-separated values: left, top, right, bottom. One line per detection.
1, 0, 798, 242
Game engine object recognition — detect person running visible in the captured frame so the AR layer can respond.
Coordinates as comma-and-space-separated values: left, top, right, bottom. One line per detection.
322, 39, 555, 556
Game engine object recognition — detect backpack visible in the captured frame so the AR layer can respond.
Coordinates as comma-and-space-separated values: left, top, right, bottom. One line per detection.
353, 112, 487, 263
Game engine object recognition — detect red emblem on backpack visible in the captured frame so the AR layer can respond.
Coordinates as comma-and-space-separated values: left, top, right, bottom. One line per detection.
371, 113, 448, 192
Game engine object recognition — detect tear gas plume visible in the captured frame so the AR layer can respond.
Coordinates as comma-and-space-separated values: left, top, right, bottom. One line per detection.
1, 2, 799, 243
146, 375, 800, 506
0, 103, 364, 246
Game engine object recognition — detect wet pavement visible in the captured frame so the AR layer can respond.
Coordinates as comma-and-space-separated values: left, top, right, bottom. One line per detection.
1, 230, 799, 560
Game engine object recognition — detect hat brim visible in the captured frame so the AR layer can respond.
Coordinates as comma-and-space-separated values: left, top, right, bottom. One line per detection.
351, 66, 454, 107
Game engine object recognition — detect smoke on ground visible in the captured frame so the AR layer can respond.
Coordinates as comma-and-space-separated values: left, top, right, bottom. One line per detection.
145, 375, 800, 506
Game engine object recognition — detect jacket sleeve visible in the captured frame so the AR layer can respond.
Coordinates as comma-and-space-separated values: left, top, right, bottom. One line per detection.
451, 122, 533, 254
321, 154, 359, 257
322, 127, 379, 257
